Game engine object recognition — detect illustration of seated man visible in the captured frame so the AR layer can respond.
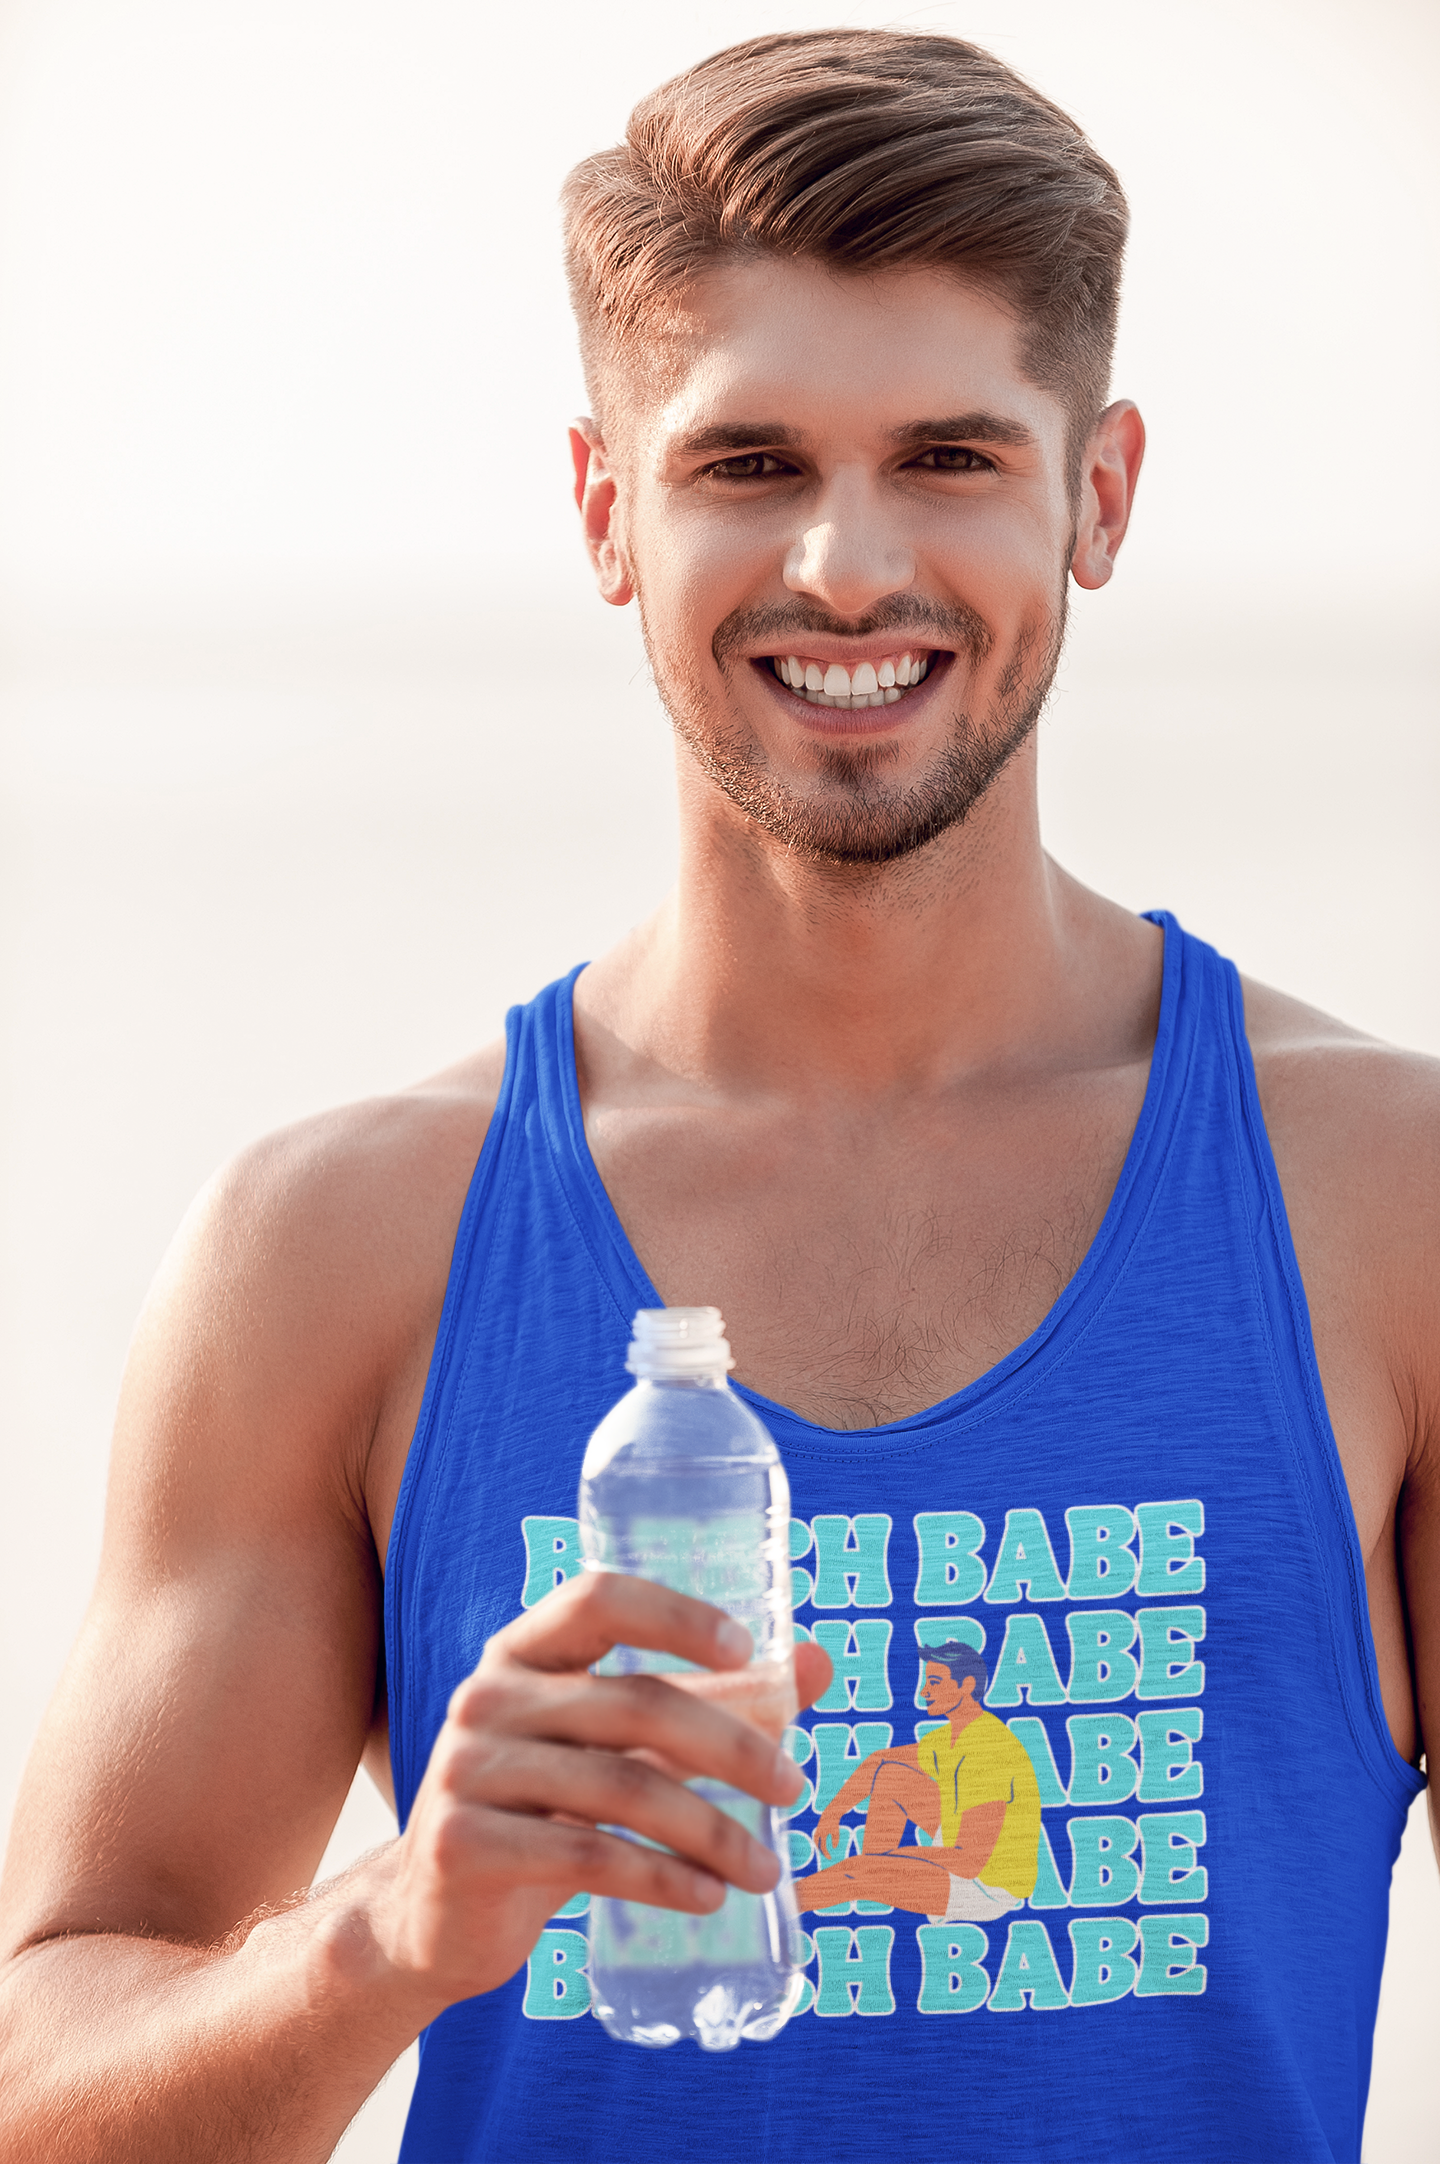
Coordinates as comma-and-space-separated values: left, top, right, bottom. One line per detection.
792, 1642, 1041, 1924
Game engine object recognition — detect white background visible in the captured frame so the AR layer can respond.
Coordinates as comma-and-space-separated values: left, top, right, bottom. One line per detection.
0, 2, 1435, 2157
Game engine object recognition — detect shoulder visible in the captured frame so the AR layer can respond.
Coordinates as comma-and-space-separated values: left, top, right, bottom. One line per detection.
1240, 975, 1440, 1234
1239, 974, 1440, 1441
117, 1038, 509, 1531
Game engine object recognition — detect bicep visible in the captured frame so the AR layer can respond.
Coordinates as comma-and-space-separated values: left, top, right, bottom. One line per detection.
1, 1164, 386, 1955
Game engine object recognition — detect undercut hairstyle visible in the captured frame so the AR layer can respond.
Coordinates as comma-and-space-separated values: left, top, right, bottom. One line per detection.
563, 29, 1129, 483
925, 1642, 989, 1697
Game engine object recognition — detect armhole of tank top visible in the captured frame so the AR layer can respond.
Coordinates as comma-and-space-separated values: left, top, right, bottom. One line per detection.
1220, 957, 1423, 1812
382, 1008, 525, 1824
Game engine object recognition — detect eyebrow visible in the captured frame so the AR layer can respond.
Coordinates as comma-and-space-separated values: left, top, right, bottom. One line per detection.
671, 412, 1037, 458
890, 413, 1036, 448
671, 423, 806, 457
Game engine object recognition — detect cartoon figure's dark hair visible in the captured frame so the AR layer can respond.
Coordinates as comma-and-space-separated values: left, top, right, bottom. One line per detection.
923, 1640, 989, 1696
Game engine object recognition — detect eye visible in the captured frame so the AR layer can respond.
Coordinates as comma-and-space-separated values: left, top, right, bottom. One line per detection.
702, 452, 796, 480
909, 446, 996, 474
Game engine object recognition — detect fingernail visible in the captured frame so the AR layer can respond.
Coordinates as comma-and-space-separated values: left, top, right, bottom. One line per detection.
715, 1618, 752, 1663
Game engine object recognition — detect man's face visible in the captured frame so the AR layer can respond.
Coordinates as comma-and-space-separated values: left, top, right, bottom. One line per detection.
586, 259, 1082, 867
922, 1662, 975, 1717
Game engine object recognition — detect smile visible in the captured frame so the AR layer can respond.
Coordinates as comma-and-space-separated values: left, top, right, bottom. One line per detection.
768, 650, 934, 710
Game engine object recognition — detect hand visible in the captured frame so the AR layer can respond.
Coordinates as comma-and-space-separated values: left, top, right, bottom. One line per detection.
813, 1799, 847, 1861
367, 1572, 829, 2019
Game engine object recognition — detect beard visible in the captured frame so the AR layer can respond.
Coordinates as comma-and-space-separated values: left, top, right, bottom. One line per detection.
640, 589, 1068, 867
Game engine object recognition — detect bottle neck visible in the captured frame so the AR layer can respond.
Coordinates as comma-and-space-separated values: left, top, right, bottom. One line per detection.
633, 1368, 731, 1390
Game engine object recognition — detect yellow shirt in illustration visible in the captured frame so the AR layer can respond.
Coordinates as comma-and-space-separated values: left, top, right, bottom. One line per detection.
918, 1711, 1041, 1899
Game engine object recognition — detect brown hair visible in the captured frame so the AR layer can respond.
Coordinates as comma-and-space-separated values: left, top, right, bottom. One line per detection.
563, 29, 1128, 478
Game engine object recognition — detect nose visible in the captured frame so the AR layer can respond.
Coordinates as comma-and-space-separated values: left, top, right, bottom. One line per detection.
783, 466, 916, 619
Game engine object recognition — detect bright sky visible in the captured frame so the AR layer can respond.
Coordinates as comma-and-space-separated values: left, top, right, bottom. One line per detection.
0, 0, 1433, 624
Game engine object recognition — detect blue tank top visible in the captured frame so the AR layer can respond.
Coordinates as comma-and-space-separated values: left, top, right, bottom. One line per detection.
385, 914, 1420, 2164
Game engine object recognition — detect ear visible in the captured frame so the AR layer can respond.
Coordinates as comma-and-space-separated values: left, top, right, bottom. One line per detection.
1069, 400, 1146, 591
569, 420, 635, 608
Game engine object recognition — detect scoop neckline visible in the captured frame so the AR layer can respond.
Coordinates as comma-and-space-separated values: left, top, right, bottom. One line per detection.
543, 911, 1191, 1461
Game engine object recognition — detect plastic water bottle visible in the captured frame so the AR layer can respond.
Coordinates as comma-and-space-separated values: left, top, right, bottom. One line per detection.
578, 1306, 804, 2051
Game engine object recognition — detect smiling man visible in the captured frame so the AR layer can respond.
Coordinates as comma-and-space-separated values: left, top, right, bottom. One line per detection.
1, 27, 1437, 2164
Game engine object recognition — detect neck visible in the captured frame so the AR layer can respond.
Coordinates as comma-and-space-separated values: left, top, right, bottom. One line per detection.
581, 733, 1153, 1097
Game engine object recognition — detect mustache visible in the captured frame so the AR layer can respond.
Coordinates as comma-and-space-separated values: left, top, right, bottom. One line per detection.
712, 595, 992, 670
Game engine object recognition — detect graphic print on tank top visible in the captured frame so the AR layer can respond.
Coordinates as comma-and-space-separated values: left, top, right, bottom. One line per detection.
384, 916, 1423, 2164
516, 1497, 1211, 2024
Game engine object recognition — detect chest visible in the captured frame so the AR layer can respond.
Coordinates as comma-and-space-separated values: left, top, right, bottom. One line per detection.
584, 1065, 1145, 1430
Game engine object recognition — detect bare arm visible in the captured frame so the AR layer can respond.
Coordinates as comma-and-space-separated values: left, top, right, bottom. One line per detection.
0, 1103, 822, 2163
1245, 981, 1440, 1789
812, 1744, 919, 1858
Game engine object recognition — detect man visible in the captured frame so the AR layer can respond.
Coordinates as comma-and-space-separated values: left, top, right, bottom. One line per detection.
794, 1645, 1040, 1923
0, 25, 1434, 2164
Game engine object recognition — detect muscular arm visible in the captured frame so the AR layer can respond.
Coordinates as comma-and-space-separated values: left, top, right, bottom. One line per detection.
1245, 981, 1440, 1794
0, 1083, 818, 2162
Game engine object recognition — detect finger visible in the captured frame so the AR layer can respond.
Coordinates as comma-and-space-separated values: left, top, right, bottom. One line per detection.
488, 1669, 804, 1807
446, 1802, 731, 1917
495, 1570, 752, 1676
453, 1738, 781, 1893
794, 1639, 832, 1710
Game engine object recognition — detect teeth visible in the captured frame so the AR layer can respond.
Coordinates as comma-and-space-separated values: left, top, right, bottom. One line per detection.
771, 651, 933, 709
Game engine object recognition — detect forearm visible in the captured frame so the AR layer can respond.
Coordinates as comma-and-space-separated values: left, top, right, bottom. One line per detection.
0, 1851, 434, 2164
825, 1747, 909, 1818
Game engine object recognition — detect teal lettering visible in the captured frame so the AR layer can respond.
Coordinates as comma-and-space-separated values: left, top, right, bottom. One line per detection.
1066, 1714, 1139, 1805
1066, 1610, 1140, 1703
1135, 1913, 1209, 1996
914, 1615, 985, 1708
790, 1518, 815, 1610
787, 1827, 815, 1873
1028, 1821, 1072, 1909
1064, 1506, 1138, 1600
1068, 1918, 1140, 2007
812, 1515, 894, 1608
522, 1929, 591, 2019
1136, 1607, 1206, 1698
987, 1919, 1070, 2010
812, 1620, 894, 1712
1136, 1709, 1204, 1800
1005, 1718, 1068, 1807
551, 1891, 588, 1918
913, 1512, 987, 1604
916, 1923, 991, 2012
812, 1925, 897, 2016
983, 1508, 1068, 1604
986, 1614, 1067, 1706
520, 1516, 583, 1608
809, 1722, 894, 1814
1138, 1811, 1208, 1903
1135, 1500, 1205, 1597
1068, 1816, 1141, 1906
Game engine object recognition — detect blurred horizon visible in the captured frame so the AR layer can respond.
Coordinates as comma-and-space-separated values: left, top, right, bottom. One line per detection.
1, 3, 1436, 2158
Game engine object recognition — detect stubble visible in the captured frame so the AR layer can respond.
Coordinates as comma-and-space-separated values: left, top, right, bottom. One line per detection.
641, 590, 1067, 867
